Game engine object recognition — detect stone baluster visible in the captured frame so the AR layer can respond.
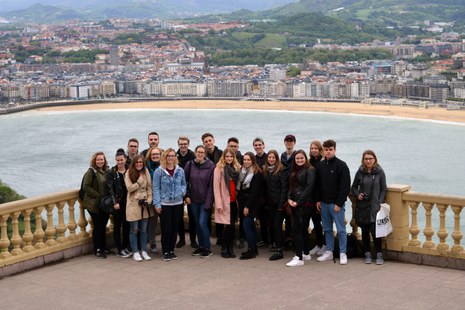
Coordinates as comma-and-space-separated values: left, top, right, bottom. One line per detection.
45, 204, 57, 246
67, 199, 78, 241
422, 202, 435, 249
56, 201, 67, 242
22, 209, 35, 252
10, 212, 24, 256
408, 201, 421, 247
385, 185, 411, 251
0, 215, 12, 259
451, 205, 463, 254
34, 206, 46, 249
436, 204, 449, 251
78, 202, 89, 239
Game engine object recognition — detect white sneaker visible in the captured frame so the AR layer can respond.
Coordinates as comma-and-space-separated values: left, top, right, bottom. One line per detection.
317, 245, 327, 256
302, 253, 311, 261
340, 253, 348, 265
133, 252, 143, 262
141, 251, 152, 261
286, 255, 304, 267
309, 246, 321, 255
317, 250, 333, 262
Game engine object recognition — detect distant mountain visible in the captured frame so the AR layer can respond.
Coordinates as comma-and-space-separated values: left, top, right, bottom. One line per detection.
0, 0, 298, 17
267, 0, 465, 25
0, 4, 84, 22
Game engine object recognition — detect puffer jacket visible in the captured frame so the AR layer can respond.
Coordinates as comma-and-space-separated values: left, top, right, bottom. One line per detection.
351, 164, 387, 222
264, 168, 287, 208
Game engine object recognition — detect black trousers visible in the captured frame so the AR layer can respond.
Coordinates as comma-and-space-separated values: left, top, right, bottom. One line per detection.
222, 202, 238, 247
292, 207, 312, 259
88, 210, 109, 253
178, 204, 197, 244
160, 204, 183, 254
361, 222, 382, 253
273, 206, 285, 250
113, 207, 129, 252
258, 202, 269, 244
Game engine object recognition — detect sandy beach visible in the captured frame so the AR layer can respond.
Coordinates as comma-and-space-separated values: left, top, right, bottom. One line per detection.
37, 100, 465, 124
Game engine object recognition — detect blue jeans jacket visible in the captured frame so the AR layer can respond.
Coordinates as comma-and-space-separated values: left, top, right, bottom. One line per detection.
153, 166, 186, 209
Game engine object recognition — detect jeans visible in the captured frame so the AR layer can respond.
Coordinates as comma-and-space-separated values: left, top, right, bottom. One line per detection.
88, 210, 109, 253
243, 216, 257, 251
129, 218, 148, 253
190, 202, 211, 250
321, 202, 347, 253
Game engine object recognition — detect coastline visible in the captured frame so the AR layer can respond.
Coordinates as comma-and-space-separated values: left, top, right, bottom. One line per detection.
34, 100, 465, 124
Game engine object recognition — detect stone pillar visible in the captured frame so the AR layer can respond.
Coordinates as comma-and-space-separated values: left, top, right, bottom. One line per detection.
386, 184, 411, 251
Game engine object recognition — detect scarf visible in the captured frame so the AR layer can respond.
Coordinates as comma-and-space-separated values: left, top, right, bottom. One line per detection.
238, 166, 253, 190
267, 165, 275, 175
224, 164, 239, 194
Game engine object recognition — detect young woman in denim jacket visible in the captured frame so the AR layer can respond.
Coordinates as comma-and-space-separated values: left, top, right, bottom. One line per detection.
153, 148, 187, 261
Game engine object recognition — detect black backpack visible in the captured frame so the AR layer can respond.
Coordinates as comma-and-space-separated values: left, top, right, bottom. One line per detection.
79, 168, 95, 200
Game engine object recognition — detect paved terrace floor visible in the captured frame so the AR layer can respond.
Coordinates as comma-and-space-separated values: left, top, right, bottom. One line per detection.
2, 240, 465, 310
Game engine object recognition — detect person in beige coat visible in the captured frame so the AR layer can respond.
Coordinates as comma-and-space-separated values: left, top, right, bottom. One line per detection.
124, 154, 153, 262
213, 148, 241, 258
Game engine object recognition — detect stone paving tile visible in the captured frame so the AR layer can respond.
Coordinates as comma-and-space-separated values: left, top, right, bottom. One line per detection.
2, 242, 465, 309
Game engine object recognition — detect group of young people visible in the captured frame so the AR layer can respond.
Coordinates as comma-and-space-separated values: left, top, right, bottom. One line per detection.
81, 131, 387, 267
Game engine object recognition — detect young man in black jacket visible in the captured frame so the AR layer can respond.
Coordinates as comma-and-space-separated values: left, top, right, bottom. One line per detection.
315, 139, 351, 265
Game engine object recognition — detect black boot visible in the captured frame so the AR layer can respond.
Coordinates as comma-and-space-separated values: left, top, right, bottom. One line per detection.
239, 249, 256, 260
228, 244, 236, 258
269, 248, 283, 261
221, 246, 229, 258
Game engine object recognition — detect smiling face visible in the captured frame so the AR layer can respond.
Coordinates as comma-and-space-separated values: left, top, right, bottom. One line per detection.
166, 151, 176, 164
148, 134, 159, 148
178, 139, 189, 153
202, 136, 215, 152
150, 148, 161, 162
294, 152, 307, 167
253, 140, 265, 155
243, 154, 252, 169
310, 143, 320, 157
267, 152, 277, 166
115, 154, 126, 169
96, 154, 105, 169
134, 158, 144, 171
195, 147, 206, 161
225, 152, 234, 164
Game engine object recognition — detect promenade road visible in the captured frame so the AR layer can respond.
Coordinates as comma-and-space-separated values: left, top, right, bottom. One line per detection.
2, 240, 465, 310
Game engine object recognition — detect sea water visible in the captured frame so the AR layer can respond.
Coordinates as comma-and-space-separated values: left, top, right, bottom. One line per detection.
1, 108, 465, 239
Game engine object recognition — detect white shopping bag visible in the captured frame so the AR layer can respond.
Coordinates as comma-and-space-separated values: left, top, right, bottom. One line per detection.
376, 203, 393, 237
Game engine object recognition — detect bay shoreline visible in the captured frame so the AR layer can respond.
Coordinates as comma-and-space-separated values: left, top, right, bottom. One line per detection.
33, 99, 465, 124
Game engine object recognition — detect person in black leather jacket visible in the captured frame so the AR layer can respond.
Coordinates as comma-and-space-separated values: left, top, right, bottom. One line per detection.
285, 150, 316, 267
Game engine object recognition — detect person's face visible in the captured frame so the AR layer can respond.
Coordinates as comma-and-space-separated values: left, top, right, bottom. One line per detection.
178, 139, 189, 152
148, 134, 159, 148
267, 153, 277, 165
203, 136, 215, 151
134, 158, 144, 171
225, 152, 234, 164
253, 141, 264, 155
115, 155, 126, 168
166, 151, 176, 164
324, 146, 336, 159
195, 148, 206, 161
128, 142, 138, 155
228, 141, 239, 153
295, 153, 306, 167
363, 154, 376, 170
96, 155, 105, 169
284, 139, 295, 150
310, 144, 320, 157
243, 155, 252, 169
150, 149, 161, 162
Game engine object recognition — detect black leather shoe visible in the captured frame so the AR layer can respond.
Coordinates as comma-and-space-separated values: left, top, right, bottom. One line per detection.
95, 250, 107, 259
221, 247, 229, 258
239, 250, 256, 260
176, 240, 186, 248
228, 245, 236, 258
269, 252, 284, 261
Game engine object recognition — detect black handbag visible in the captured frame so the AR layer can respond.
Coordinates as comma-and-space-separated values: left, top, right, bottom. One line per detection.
99, 195, 115, 215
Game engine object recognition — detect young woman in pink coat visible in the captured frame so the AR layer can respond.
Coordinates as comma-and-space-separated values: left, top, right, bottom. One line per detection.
213, 148, 241, 258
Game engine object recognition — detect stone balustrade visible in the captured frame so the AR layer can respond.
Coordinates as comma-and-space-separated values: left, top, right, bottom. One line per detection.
1, 185, 465, 275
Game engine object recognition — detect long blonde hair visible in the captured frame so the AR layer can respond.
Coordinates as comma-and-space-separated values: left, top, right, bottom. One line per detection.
216, 148, 241, 171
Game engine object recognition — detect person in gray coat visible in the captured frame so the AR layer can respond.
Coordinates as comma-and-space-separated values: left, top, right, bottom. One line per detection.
351, 150, 387, 265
